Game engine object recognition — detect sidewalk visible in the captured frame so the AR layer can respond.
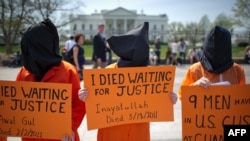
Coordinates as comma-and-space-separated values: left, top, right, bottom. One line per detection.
1, 64, 250, 141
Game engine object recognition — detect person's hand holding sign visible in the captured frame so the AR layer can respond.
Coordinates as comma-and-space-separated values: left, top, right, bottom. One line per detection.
193, 76, 211, 88
78, 88, 88, 101
61, 131, 74, 141
169, 92, 178, 104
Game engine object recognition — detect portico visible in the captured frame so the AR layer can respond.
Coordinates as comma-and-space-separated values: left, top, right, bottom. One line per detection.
70, 7, 168, 42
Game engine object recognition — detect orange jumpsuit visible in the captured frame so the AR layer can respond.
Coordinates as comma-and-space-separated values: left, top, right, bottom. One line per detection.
0, 137, 6, 141
15, 61, 85, 141
97, 63, 150, 141
178, 62, 246, 99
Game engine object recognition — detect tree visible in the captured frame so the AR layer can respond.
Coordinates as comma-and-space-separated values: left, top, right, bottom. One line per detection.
0, 0, 84, 54
0, 0, 33, 54
168, 22, 184, 41
232, 0, 250, 43
185, 22, 199, 47
213, 13, 234, 30
27, 0, 84, 28
232, 0, 250, 28
197, 15, 212, 43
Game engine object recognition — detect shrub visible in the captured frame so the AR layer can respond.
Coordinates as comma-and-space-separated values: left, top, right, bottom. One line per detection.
237, 42, 249, 47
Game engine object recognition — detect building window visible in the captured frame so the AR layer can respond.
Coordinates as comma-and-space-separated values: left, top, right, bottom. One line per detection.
153, 25, 157, 30
90, 24, 93, 30
73, 24, 77, 31
161, 25, 164, 30
109, 24, 112, 30
82, 24, 85, 30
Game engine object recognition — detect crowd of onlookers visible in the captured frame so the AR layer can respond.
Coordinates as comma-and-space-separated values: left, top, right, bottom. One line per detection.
0, 39, 249, 68
149, 38, 250, 66
149, 37, 204, 66
0, 51, 22, 67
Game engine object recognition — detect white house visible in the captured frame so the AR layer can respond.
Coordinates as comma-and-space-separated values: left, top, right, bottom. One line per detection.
69, 7, 168, 43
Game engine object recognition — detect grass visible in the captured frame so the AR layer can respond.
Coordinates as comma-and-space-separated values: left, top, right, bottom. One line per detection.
0, 44, 246, 60
149, 44, 246, 59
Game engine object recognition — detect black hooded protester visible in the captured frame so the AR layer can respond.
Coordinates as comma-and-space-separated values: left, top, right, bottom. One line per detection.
178, 25, 246, 99
94, 22, 178, 141
107, 22, 149, 68
20, 19, 62, 81
16, 19, 86, 141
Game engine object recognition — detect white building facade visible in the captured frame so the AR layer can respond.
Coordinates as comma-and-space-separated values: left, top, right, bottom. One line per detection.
69, 7, 168, 43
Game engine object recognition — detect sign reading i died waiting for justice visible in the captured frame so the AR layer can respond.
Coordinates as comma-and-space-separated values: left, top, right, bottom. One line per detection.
84, 65, 176, 130
0, 81, 72, 139
181, 84, 250, 141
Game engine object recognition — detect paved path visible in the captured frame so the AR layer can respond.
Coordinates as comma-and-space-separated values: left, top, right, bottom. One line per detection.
1, 64, 250, 141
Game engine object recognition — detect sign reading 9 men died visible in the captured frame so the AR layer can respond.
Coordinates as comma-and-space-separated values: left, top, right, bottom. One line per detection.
0, 81, 72, 139
181, 84, 250, 141
84, 66, 176, 130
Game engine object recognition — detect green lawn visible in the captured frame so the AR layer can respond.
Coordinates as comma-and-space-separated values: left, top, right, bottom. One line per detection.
149, 44, 245, 59
0, 44, 246, 59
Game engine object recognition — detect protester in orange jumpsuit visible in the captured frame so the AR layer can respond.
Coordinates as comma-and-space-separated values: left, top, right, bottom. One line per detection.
92, 22, 178, 141
0, 136, 6, 140
178, 26, 246, 99
15, 19, 85, 141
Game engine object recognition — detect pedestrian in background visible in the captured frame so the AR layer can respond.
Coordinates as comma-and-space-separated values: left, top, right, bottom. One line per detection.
92, 23, 107, 68
154, 36, 161, 65
62, 35, 76, 59
72, 33, 85, 81
106, 41, 113, 65
65, 35, 76, 52
165, 46, 172, 65
188, 47, 199, 64
178, 38, 187, 64
170, 39, 178, 65
244, 45, 250, 64
149, 48, 158, 65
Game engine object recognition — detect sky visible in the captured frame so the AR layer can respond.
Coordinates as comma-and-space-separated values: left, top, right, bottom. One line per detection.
81, 0, 236, 24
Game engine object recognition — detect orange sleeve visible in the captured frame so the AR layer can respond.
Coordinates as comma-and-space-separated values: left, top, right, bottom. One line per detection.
239, 65, 246, 85
16, 67, 25, 81
0, 136, 7, 141
69, 69, 86, 131
106, 62, 117, 68
178, 68, 195, 100
15, 67, 36, 81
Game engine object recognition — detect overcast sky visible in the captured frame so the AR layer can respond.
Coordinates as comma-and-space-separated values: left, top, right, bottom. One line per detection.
81, 0, 236, 23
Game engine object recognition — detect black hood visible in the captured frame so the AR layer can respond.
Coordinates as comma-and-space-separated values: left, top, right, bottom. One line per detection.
21, 19, 62, 81
200, 26, 234, 74
107, 22, 149, 67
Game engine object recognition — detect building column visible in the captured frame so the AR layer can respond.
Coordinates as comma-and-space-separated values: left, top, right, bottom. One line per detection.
113, 19, 117, 34
124, 19, 127, 33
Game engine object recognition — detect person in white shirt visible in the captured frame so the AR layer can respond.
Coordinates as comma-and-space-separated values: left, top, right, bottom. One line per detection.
188, 47, 199, 64
178, 38, 187, 63
170, 39, 178, 65
65, 35, 76, 52
149, 48, 158, 65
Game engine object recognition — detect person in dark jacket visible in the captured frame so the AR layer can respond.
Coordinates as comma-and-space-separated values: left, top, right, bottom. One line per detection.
92, 23, 107, 68
72, 33, 85, 81
154, 36, 161, 65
